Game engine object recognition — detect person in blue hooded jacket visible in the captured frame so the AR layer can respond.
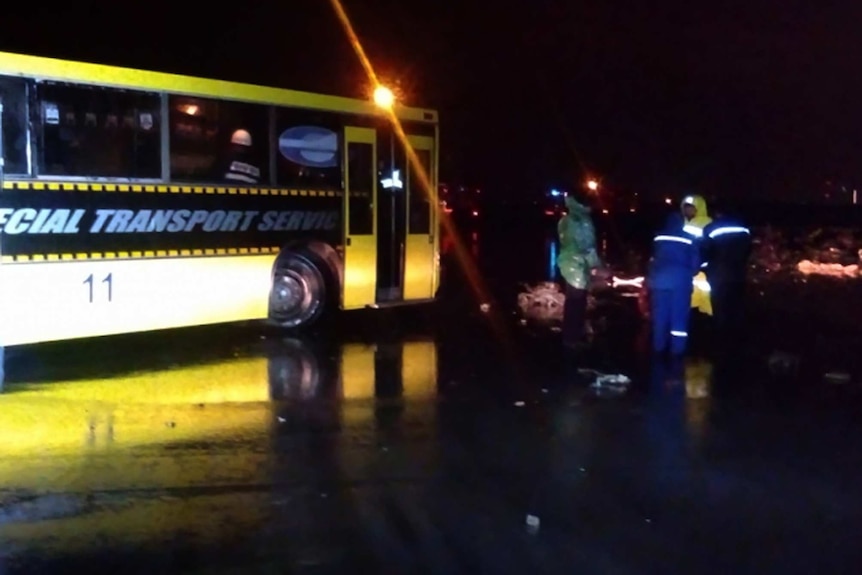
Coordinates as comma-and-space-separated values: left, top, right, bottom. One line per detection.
647, 214, 701, 356
701, 204, 752, 350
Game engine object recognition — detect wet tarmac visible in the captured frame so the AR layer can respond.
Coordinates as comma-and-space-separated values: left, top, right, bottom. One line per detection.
2, 226, 862, 573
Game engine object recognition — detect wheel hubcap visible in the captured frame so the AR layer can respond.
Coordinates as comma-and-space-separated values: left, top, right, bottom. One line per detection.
269, 255, 326, 327
273, 273, 305, 312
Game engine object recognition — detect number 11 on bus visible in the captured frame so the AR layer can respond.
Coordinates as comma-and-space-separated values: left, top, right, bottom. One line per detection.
83, 273, 113, 304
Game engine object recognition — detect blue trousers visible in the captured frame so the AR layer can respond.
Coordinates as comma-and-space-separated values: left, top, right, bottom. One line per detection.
650, 285, 693, 355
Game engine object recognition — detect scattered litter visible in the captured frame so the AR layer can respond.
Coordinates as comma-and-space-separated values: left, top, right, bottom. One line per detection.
578, 368, 632, 395
526, 514, 541, 533
579, 467, 587, 473
277, 416, 287, 423
645, 518, 652, 524
541, 388, 549, 394
479, 303, 491, 313
580, 369, 631, 388
594, 373, 632, 387
824, 371, 851, 385
514, 401, 526, 407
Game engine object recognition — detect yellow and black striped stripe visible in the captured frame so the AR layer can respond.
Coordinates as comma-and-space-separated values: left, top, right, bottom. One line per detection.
1, 246, 284, 264
1, 180, 342, 197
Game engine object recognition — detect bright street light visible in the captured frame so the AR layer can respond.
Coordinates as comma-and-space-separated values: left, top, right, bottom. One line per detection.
586, 179, 599, 191
373, 85, 395, 108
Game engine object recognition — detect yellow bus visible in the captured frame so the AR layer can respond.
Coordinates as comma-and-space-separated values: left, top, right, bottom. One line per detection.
0, 52, 440, 354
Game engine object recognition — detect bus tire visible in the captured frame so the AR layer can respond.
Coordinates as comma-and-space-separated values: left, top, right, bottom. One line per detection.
268, 252, 330, 329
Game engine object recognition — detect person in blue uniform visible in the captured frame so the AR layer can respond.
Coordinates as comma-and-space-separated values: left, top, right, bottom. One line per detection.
647, 214, 701, 356
701, 206, 752, 349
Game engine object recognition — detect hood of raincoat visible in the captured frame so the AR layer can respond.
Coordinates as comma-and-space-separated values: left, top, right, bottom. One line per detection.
680, 194, 712, 229
565, 196, 591, 216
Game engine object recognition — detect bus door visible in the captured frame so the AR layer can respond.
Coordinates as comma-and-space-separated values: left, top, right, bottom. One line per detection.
402, 135, 436, 301
0, 97, 4, 180
342, 127, 377, 310
376, 132, 406, 303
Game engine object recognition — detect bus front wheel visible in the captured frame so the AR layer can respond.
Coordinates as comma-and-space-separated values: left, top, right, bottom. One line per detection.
268, 253, 328, 329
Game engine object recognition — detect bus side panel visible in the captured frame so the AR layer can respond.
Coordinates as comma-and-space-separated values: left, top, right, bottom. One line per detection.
0, 256, 272, 347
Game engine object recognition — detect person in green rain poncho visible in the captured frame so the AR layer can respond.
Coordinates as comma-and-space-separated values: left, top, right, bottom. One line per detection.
556, 193, 601, 349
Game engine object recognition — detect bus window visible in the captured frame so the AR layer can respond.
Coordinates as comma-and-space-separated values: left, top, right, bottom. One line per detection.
275, 107, 341, 190
0, 76, 29, 175
408, 148, 432, 234
347, 142, 374, 235
169, 96, 269, 185
38, 83, 160, 179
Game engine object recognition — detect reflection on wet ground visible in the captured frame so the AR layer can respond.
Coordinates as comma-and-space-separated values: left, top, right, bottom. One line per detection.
2, 224, 862, 573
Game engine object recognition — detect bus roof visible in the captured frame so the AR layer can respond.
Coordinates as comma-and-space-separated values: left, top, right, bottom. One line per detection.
0, 50, 438, 124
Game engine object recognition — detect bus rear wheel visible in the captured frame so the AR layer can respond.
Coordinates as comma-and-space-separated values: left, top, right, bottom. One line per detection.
268, 253, 328, 329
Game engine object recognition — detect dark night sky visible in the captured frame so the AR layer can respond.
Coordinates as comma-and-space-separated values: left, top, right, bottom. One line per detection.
2, 0, 861, 201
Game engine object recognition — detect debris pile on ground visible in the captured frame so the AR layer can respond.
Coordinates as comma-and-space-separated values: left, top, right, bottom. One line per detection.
516, 282, 602, 327
751, 226, 862, 280
749, 227, 789, 276
796, 260, 859, 277
517, 282, 566, 323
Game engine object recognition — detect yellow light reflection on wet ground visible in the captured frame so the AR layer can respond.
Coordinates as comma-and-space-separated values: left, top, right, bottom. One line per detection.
0, 336, 440, 553
0, 357, 272, 458
0, 354, 281, 553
